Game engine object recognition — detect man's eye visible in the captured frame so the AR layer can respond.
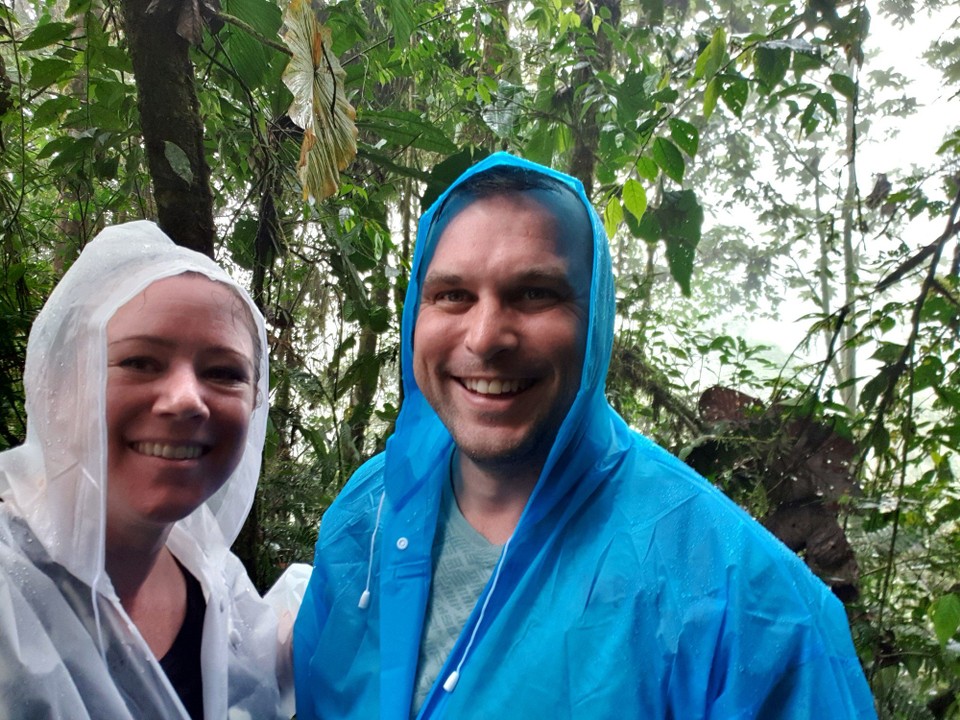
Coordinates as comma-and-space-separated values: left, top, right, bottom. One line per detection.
436, 290, 469, 303
520, 287, 560, 304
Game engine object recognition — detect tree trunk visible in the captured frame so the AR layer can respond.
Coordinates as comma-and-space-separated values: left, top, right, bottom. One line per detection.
120, 0, 215, 256
567, 0, 621, 194
839, 90, 859, 411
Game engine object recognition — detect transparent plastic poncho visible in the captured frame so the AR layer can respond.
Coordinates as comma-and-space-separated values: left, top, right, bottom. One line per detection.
0, 221, 298, 719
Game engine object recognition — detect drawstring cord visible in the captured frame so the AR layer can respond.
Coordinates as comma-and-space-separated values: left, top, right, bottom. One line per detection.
442, 535, 510, 693
358, 491, 386, 609
355, 451, 511, 695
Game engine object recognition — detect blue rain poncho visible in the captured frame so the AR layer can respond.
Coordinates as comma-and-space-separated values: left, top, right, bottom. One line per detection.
293, 153, 877, 719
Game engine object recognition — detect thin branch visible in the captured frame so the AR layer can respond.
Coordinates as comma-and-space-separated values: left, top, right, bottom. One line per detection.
216, 12, 292, 56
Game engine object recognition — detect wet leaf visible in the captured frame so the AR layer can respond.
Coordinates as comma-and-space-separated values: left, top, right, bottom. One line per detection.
282, 0, 358, 202
164, 141, 194, 185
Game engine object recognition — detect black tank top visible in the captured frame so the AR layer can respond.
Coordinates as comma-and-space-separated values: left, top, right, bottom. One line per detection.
159, 562, 206, 720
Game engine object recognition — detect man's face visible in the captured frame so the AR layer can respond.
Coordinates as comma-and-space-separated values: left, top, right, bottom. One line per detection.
413, 192, 591, 472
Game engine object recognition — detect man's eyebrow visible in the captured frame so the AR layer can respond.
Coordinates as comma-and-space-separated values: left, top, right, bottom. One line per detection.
422, 265, 572, 287
420, 271, 464, 288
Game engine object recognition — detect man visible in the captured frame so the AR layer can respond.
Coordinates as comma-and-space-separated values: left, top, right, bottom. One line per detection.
293, 153, 877, 719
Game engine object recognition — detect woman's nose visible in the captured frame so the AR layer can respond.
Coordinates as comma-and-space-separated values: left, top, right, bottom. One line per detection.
463, 300, 518, 360
153, 365, 210, 420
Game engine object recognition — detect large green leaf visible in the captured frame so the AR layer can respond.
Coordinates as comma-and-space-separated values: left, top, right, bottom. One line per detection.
28, 57, 73, 89
635, 189, 703, 296
753, 46, 790, 93
421, 147, 490, 211
931, 594, 960, 646
381, 0, 416, 48
668, 118, 699, 157
622, 178, 647, 222
652, 137, 685, 183
693, 27, 727, 81
20, 21, 76, 51
357, 109, 458, 155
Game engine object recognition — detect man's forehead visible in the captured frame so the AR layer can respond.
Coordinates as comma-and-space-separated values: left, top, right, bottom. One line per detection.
423, 188, 593, 285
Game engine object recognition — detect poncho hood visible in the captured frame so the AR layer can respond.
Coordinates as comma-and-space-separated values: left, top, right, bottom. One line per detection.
387, 150, 620, 541
0, 221, 270, 596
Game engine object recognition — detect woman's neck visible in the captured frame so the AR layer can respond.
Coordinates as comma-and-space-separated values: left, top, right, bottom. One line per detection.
105, 522, 187, 658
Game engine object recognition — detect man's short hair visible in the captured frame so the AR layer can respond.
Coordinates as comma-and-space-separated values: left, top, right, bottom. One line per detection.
426, 164, 594, 274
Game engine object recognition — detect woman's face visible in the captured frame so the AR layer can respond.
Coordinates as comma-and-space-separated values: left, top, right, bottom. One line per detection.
105, 274, 257, 533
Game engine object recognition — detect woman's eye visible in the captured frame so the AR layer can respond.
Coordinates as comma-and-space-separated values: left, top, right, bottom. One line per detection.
117, 356, 160, 372
206, 366, 250, 384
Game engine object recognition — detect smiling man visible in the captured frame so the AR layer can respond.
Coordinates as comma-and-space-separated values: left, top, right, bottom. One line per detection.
293, 153, 877, 719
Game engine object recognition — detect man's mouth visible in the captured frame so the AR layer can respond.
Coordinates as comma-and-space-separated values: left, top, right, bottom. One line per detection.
461, 378, 532, 395
131, 442, 206, 460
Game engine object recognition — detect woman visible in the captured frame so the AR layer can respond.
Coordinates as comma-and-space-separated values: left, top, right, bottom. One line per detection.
0, 221, 297, 719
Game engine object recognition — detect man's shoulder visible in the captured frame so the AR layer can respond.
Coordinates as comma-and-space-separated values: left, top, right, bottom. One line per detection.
317, 452, 388, 541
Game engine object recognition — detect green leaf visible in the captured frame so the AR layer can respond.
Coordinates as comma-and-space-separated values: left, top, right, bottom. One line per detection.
791, 44, 825, 75
829, 73, 857, 101
47, 135, 94, 171
421, 147, 490, 210
753, 46, 790, 92
913, 356, 944, 391
622, 178, 647, 222
703, 77, 719, 119
20, 21, 76, 51
694, 27, 727, 80
382, 0, 416, 47
603, 197, 624, 239
615, 70, 652, 119
28, 57, 73, 89
164, 141, 195, 185
358, 109, 457, 154
635, 156, 658, 181
872, 342, 905, 364
720, 75, 749, 117
66, 0, 91, 14
860, 368, 893, 410
668, 118, 699, 157
31, 95, 76, 129
931, 594, 960, 646
640, 190, 703, 295
650, 87, 679, 104
652, 137, 685, 183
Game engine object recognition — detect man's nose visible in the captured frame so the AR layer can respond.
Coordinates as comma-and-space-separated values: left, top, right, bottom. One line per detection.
153, 365, 210, 420
464, 299, 518, 359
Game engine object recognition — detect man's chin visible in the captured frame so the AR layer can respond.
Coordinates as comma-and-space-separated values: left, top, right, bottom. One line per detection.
454, 433, 553, 474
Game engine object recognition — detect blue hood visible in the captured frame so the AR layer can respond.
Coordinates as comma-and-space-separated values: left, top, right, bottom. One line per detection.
387, 150, 621, 537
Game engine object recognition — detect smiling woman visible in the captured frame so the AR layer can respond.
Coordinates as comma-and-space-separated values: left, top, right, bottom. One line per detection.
0, 221, 302, 719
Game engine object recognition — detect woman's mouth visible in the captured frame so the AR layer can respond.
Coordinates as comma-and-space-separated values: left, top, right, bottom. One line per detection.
131, 442, 206, 460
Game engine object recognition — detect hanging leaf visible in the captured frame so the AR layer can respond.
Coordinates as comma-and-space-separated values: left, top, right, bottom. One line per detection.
622, 178, 647, 222
164, 141, 194, 185
931, 594, 960, 646
282, 0, 358, 202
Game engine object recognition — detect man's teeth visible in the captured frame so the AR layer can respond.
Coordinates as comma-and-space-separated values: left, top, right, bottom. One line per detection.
464, 378, 529, 395
133, 442, 204, 460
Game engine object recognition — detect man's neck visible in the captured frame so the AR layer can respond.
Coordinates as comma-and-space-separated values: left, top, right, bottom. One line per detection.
452, 452, 541, 545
